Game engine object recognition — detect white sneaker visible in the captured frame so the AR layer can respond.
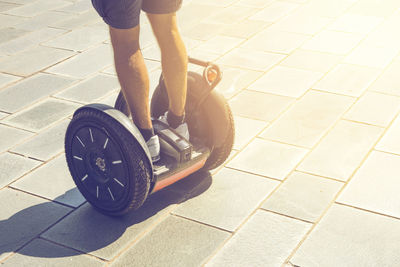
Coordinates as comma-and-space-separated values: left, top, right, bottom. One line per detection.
146, 135, 160, 162
159, 111, 190, 140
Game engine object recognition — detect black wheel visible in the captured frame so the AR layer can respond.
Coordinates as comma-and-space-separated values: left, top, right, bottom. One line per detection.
65, 108, 151, 216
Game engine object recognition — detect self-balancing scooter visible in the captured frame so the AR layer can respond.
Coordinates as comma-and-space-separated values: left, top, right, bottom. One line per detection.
65, 58, 234, 216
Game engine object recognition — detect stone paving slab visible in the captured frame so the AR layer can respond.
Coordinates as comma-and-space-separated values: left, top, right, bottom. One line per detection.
0, 27, 28, 44
4, 0, 69, 18
233, 115, 267, 150
262, 171, 343, 222
297, 120, 383, 181
2, 98, 80, 132
207, 210, 311, 267
0, 188, 72, 261
1, 238, 104, 267
42, 190, 184, 260
10, 119, 69, 161
291, 204, 400, 267
369, 60, 400, 96
0, 27, 67, 56
0, 72, 20, 89
54, 74, 119, 104
173, 167, 278, 231
337, 151, 400, 218
0, 1, 20, 12
13, 10, 73, 31
0, 152, 41, 189
0, 45, 75, 77
43, 24, 109, 52
10, 154, 86, 208
261, 90, 355, 148
229, 89, 294, 122
111, 215, 230, 267
45, 44, 113, 79
0, 124, 33, 153
375, 114, 400, 155
343, 91, 400, 127
249, 66, 323, 98
227, 138, 308, 180
313, 64, 382, 97
0, 72, 76, 113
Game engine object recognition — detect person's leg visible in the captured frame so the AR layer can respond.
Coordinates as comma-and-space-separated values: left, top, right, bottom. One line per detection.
146, 12, 188, 119
109, 26, 152, 132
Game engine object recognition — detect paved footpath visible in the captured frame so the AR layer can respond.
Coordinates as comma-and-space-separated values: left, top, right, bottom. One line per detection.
1, 0, 400, 266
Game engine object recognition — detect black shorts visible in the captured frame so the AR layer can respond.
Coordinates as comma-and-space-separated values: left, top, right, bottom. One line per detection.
91, 0, 183, 29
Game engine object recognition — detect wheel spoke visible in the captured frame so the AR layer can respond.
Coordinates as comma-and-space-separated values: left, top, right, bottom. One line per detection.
113, 178, 124, 187
108, 187, 115, 201
76, 135, 85, 147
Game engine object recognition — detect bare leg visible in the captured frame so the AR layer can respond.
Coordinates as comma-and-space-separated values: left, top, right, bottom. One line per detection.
109, 25, 152, 130
146, 12, 188, 117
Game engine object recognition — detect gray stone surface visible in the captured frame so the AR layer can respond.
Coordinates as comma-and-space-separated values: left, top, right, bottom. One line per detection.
13, 10, 72, 31
229, 89, 294, 122
0, 188, 71, 261
43, 24, 108, 52
56, 0, 93, 14
4, 0, 69, 17
1, 238, 104, 266
0, 2, 20, 12
0, 152, 41, 189
0, 73, 20, 89
0, 45, 75, 77
262, 172, 343, 222
46, 44, 113, 78
228, 138, 308, 180
55, 74, 119, 104
3, 98, 80, 132
42, 189, 186, 260
0, 73, 76, 113
0, 112, 8, 120
11, 154, 86, 208
291, 204, 400, 267
11, 119, 69, 161
173, 168, 279, 231
0, 27, 28, 44
111, 215, 230, 267
0, 14, 28, 28
207, 210, 311, 267
0, 124, 32, 152
49, 9, 101, 30
0, 27, 67, 56
233, 115, 267, 150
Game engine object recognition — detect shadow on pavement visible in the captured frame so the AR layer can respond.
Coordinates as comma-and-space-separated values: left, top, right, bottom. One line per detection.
0, 170, 212, 260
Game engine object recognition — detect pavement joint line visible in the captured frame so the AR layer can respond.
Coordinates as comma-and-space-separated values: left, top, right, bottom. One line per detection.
106, 208, 174, 265
38, 236, 109, 263
0, 190, 76, 265
334, 202, 400, 221
282, 105, 400, 263
224, 166, 284, 183
259, 208, 314, 225
171, 213, 233, 234
294, 170, 346, 184
0, 122, 36, 133
0, 149, 67, 191
7, 185, 81, 210
372, 148, 400, 157
255, 136, 311, 150
341, 118, 387, 128
6, 150, 45, 163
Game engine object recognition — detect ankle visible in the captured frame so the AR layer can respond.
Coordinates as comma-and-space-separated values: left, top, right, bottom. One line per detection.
167, 110, 185, 128
138, 127, 155, 142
